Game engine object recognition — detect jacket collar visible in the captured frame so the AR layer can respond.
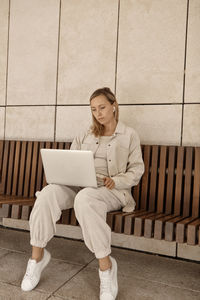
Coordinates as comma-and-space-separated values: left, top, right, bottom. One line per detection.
113, 120, 125, 135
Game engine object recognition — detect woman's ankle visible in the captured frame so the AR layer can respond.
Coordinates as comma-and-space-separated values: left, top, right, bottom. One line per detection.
32, 247, 44, 262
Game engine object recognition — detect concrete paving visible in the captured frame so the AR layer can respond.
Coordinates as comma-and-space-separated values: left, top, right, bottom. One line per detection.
0, 226, 199, 300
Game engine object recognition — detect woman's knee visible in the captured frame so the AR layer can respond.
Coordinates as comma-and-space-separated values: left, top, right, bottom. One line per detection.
74, 187, 94, 212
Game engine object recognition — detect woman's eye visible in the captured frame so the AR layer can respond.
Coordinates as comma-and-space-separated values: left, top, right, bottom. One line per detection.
100, 107, 105, 110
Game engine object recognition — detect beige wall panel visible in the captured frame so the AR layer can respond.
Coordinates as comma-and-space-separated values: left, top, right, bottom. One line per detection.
5, 106, 55, 140
185, 0, 200, 103
119, 105, 182, 145
117, 0, 187, 104
7, 0, 60, 105
182, 104, 200, 146
58, 0, 118, 104
0, 0, 9, 105
0, 108, 5, 139
56, 106, 92, 141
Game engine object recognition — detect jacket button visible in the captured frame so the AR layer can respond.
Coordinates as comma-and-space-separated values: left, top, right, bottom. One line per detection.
108, 144, 111, 146
96, 141, 98, 144
109, 159, 111, 162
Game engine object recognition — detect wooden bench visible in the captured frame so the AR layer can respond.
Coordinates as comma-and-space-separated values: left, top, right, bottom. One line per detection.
0, 140, 200, 246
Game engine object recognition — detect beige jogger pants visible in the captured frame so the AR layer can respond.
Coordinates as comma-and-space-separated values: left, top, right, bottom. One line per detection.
29, 184, 123, 259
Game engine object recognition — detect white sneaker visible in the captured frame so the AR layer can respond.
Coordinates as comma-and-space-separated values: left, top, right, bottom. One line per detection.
21, 249, 51, 291
99, 256, 118, 300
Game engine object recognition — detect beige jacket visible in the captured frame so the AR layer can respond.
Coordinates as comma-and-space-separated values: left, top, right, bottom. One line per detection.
70, 121, 145, 212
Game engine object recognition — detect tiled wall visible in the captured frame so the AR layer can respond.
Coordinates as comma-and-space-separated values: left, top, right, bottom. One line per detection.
0, 0, 199, 146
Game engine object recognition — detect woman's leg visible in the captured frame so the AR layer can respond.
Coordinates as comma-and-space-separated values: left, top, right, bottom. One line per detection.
29, 184, 79, 251
21, 184, 79, 291
74, 186, 121, 299
74, 186, 122, 260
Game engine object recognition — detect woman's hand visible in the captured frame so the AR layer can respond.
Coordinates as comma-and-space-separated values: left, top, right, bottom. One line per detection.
103, 177, 115, 189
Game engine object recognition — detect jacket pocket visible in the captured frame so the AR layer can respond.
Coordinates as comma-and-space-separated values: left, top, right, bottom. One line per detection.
116, 146, 129, 172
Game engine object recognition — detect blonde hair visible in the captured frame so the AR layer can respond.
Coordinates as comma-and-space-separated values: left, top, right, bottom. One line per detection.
89, 87, 119, 137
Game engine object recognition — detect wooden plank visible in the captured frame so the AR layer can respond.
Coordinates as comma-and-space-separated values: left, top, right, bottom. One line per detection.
165, 146, 176, 214
6, 141, 16, 195
148, 146, 159, 211
144, 213, 168, 238
12, 141, 21, 195
0, 141, 9, 194
0, 204, 11, 218
61, 209, 71, 224
58, 142, 65, 149
140, 145, 151, 210
11, 204, 22, 219
42, 142, 51, 188
64, 142, 71, 150
0, 140, 4, 180
24, 141, 33, 197
123, 209, 146, 235
70, 208, 78, 226
176, 216, 198, 243
18, 141, 27, 196
192, 147, 200, 217
106, 211, 120, 230
132, 184, 140, 209
114, 212, 133, 233
165, 215, 188, 241
21, 205, 33, 220
157, 146, 167, 213
187, 219, 200, 245
29, 142, 39, 197
154, 214, 179, 240
174, 147, 184, 215
134, 212, 156, 236
36, 142, 45, 192
183, 147, 193, 217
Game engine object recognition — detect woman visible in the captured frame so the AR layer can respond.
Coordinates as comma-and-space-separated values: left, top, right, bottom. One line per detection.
21, 87, 144, 299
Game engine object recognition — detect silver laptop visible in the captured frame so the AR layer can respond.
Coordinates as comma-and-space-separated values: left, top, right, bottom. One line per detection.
40, 149, 97, 188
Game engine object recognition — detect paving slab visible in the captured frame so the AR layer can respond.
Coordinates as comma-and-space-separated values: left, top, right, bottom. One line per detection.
55, 263, 200, 300
89, 247, 200, 293
0, 281, 49, 300
0, 250, 84, 294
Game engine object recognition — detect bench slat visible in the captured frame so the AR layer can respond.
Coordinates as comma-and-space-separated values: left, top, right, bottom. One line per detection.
18, 142, 27, 196
149, 146, 159, 211
174, 147, 184, 215
0, 140, 4, 180
36, 142, 45, 192
157, 146, 167, 213
192, 147, 200, 217
140, 145, 151, 210
12, 141, 21, 196
183, 147, 193, 217
6, 141, 15, 195
165, 146, 176, 214
29, 142, 39, 197
176, 216, 199, 243
0, 141, 9, 194
187, 219, 200, 245
24, 141, 33, 197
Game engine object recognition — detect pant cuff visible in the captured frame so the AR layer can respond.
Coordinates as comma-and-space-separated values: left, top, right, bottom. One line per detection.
95, 248, 111, 259
30, 239, 48, 248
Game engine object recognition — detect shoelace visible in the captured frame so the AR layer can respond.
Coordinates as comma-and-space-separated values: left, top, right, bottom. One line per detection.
25, 260, 36, 278
100, 274, 111, 294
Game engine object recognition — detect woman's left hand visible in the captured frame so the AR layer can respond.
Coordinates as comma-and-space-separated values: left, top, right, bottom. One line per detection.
103, 177, 115, 189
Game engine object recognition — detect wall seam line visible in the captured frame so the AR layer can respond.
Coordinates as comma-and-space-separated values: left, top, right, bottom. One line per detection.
180, 0, 190, 146
4, 0, 11, 141
54, 0, 62, 142
114, 0, 120, 95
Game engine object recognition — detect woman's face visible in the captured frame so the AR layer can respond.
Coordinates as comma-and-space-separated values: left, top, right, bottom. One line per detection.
90, 94, 115, 125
